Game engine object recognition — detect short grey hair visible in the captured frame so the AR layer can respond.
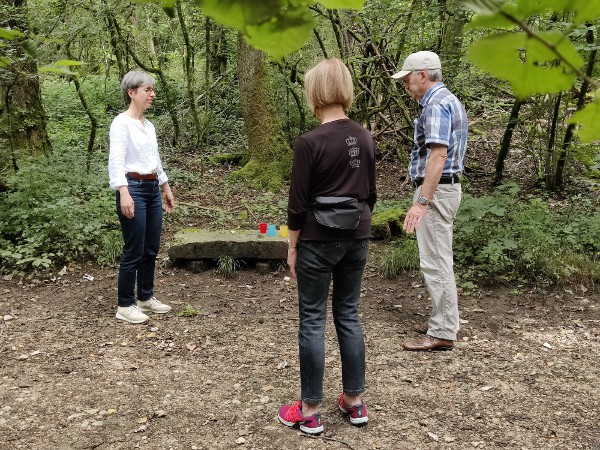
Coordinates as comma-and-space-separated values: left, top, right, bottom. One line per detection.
425, 69, 443, 82
120, 70, 155, 104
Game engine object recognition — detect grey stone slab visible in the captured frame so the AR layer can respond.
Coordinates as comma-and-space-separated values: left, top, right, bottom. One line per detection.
168, 229, 288, 260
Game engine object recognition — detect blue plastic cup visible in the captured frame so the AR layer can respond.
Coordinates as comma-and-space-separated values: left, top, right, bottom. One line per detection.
267, 224, 276, 237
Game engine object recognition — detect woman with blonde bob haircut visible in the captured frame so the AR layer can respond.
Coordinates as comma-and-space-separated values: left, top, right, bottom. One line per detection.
304, 58, 354, 116
278, 58, 377, 434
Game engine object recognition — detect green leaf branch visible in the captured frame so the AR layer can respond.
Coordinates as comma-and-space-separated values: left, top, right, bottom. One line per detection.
464, 0, 600, 141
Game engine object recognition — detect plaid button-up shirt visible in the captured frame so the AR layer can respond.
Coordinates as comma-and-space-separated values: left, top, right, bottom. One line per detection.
408, 82, 468, 182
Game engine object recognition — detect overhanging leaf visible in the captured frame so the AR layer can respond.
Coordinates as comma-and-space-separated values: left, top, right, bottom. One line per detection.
462, 0, 504, 15
514, 0, 600, 23
319, 0, 365, 9
195, 0, 283, 32
569, 96, 600, 142
0, 28, 24, 40
568, 0, 600, 23
515, 0, 567, 16
0, 56, 11, 67
245, 7, 313, 59
161, 0, 176, 18
55, 59, 84, 67
466, 11, 515, 30
39, 66, 77, 76
467, 32, 582, 98
21, 39, 37, 58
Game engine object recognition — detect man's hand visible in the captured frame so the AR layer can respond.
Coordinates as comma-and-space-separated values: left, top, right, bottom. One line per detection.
403, 203, 428, 233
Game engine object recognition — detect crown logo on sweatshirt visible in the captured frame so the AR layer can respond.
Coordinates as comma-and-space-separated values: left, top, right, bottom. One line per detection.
346, 136, 357, 146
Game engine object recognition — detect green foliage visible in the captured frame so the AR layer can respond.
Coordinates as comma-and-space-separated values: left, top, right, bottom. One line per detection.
215, 255, 240, 278
132, 0, 365, 59
464, 0, 600, 141
230, 157, 292, 191
0, 152, 115, 273
177, 304, 199, 317
208, 153, 244, 165
569, 96, 600, 142
454, 184, 600, 284
467, 31, 583, 98
378, 237, 420, 278
96, 230, 123, 268
371, 207, 406, 240
242, 192, 288, 226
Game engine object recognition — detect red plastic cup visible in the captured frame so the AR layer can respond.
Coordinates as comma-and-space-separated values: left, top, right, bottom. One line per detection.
259, 222, 267, 234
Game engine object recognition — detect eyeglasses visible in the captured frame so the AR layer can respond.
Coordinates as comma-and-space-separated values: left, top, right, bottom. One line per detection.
399, 71, 422, 85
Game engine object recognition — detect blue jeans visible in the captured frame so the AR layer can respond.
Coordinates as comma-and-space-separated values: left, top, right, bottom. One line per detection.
116, 177, 163, 307
296, 239, 369, 404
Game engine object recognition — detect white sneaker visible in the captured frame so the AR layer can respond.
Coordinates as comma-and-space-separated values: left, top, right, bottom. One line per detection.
137, 296, 172, 314
116, 305, 149, 324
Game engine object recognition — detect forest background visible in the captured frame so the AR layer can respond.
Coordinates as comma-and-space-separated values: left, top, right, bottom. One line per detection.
1, 0, 600, 290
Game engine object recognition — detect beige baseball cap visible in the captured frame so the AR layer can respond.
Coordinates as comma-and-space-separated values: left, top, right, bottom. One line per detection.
391, 51, 441, 79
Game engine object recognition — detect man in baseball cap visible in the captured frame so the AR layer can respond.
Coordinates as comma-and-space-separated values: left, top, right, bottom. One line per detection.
392, 50, 468, 352
391, 50, 442, 80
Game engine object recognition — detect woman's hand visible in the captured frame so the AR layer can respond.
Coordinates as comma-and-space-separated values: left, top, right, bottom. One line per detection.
287, 248, 297, 278
287, 229, 300, 278
161, 183, 175, 213
119, 186, 134, 219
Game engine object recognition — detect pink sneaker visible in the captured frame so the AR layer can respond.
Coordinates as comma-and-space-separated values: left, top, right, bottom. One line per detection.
278, 401, 324, 434
338, 393, 368, 425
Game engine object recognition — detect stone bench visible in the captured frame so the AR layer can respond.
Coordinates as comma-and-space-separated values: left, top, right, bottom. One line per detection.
168, 229, 288, 273
167, 209, 407, 272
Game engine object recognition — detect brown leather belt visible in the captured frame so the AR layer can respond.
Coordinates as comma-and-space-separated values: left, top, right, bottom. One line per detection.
126, 172, 158, 180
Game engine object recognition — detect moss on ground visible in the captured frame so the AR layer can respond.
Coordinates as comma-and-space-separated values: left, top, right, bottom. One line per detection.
371, 208, 406, 240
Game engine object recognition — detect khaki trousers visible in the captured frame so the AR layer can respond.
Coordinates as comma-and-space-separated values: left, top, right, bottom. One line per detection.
413, 183, 462, 341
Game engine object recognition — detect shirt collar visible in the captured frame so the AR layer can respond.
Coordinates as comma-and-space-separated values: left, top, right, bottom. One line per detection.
419, 82, 445, 107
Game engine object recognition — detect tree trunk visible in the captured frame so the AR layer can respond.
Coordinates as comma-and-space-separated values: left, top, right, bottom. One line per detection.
176, 0, 204, 159
65, 44, 98, 173
544, 93, 562, 190
207, 18, 229, 78
494, 98, 525, 184
0, 0, 52, 160
235, 35, 291, 189
105, 10, 126, 80
437, 0, 468, 86
556, 25, 597, 189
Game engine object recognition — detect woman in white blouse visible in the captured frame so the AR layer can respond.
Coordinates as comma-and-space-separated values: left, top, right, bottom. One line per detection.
108, 70, 175, 324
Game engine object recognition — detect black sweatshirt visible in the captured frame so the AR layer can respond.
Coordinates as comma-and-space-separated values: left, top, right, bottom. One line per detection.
287, 118, 377, 240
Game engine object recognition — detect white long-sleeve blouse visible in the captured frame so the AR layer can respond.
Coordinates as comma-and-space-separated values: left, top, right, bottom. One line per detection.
108, 113, 168, 190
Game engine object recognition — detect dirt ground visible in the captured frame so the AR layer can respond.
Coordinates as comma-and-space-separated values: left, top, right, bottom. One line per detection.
1, 253, 599, 450
1, 157, 599, 450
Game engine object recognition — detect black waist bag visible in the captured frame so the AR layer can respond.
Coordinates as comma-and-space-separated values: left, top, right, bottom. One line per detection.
311, 196, 364, 230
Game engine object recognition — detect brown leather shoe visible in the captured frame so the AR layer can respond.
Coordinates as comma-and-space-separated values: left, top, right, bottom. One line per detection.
403, 334, 454, 351
413, 323, 428, 334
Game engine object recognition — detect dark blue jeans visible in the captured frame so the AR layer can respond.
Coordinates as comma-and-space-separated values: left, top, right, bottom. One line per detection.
296, 239, 369, 404
116, 177, 163, 307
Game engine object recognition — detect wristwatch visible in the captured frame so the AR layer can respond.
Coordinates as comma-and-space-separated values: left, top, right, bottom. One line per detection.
417, 196, 430, 206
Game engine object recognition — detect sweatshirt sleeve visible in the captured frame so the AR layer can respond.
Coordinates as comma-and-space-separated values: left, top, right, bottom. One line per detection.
367, 139, 377, 212
287, 137, 312, 231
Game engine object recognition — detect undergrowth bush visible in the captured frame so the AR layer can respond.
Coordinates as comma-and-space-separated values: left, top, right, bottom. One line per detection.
454, 183, 600, 285
379, 237, 420, 278
0, 151, 117, 273
377, 184, 599, 286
